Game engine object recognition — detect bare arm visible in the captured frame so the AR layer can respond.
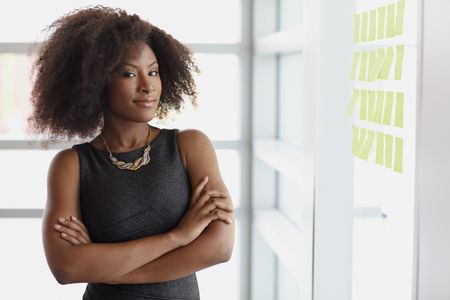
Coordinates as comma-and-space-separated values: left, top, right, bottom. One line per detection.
43, 148, 229, 284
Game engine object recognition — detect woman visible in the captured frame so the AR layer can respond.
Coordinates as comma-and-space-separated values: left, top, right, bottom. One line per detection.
30, 6, 235, 300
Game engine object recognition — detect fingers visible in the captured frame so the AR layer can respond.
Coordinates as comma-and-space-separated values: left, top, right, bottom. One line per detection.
209, 209, 233, 224
203, 197, 234, 213
54, 217, 91, 244
194, 190, 228, 208
190, 176, 209, 206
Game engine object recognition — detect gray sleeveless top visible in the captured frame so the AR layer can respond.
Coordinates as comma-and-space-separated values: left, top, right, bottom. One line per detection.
72, 128, 200, 300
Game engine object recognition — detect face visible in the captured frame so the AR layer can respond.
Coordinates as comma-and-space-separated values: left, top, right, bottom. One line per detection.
104, 43, 162, 124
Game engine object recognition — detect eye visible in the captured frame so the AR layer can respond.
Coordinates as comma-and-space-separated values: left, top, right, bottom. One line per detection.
121, 71, 136, 78
149, 70, 159, 77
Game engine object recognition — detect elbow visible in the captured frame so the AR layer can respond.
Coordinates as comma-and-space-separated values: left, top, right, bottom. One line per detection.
50, 261, 79, 285
217, 245, 233, 263
53, 268, 75, 285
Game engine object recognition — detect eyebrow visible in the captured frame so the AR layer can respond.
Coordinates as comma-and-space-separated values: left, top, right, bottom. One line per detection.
121, 61, 158, 68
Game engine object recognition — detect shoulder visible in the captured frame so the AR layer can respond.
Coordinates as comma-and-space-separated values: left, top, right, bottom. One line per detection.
175, 129, 215, 168
48, 148, 80, 178
176, 129, 213, 155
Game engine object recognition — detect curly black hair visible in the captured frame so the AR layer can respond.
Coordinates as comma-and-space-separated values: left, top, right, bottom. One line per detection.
28, 6, 199, 141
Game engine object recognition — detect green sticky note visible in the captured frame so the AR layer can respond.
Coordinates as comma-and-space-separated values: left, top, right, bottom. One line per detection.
396, 1, 405, 35
359, 51, 368, 81
386, 3, 396, 38
395, 45, 405, 80
352, 125, 365, 156
352, 125, 374, 160
354, 14, 361, 43
394, 137, 403, 173
378, 47, 394, 80
377, 6, 386, 40
361, 11, 368, 42
346, 89, 359, 116
385, 134, 393, 168
376, 132, 384, 165
351, 52, 360, 80
359, 90, 367, 120
367, 50, 377, 81
395, 92, 404, 128
374, 48, 386, 79
360, 129, 375, 160
369, 9, 377, 41
367, 90, 376, 122
383, 91, 393, 125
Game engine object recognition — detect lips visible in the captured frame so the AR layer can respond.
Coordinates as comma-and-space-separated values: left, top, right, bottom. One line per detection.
132, 98, 157, 108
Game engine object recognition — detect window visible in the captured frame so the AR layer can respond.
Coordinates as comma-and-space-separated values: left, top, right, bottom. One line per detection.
0, 1, 245, 298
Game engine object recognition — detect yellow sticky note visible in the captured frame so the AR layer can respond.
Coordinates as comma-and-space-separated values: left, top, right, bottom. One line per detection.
354, 14, 361, 43
386, 3, 396, 38
377, 6, 386, 40
376, 132, 384, 165
395, 45, 405, 80
395, 92, 404, 128
351, 52, 360, 80
352, 126, 374, 160
369, 9, 376, 41
359, 51, 368, 81
396, 1, 405, 36
383, 91, 393, 125
378, 47, 394, 80
394, 137, 403, 173
359, 90, 367, 120
385, 134, 393, 168
361, 11, 368, 42
360, 129, 375, 160
367, 90, 376, 122
367, 50, 377, 81
352, 125, 365, 156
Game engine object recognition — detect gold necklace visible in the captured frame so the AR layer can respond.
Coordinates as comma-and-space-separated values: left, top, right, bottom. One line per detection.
100, 126, 152, 171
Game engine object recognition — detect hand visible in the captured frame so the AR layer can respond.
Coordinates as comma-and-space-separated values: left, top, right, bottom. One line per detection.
171, 176, 234, 246
54, 216, 92, 245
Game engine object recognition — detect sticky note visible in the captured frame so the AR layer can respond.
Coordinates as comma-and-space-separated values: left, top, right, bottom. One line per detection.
346, 89, 359, 116
367, 50, 377, 81
395, 92, 404, 128
354, 14, 361, 43
352, 126, 374, 159
368, 90, 382, 123
396, 1, 405, 35
359, 90, 367, 120
359, 51, 368, 81
351, 52, 360, 80
383, 91, 393, 125
386, 3, 396, 38
377, 6, 386, 40
360, 129, 375, 160
395, 45, 405, 80
361, 11, 368, 42
378, 47, 394, 80
394, 137, 403, 173
373, 48, 386, 79
369, 9, 377, 41
385, 134, 393, 168
352, 125, 365, 156
376, 132, 384, 165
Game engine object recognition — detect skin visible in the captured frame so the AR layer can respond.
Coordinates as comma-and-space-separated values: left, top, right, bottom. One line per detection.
42, 43, 235, 284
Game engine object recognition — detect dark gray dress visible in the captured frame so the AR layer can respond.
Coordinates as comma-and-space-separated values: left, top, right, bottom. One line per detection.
72, 128, 200, 300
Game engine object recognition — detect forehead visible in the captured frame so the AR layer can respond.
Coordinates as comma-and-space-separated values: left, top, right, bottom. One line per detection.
123, 43, 157, 63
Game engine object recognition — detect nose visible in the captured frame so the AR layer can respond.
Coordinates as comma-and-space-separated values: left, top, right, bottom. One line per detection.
138, 76, 155, 93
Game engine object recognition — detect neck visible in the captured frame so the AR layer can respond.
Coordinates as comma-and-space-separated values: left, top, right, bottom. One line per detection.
100, 121, 151, 151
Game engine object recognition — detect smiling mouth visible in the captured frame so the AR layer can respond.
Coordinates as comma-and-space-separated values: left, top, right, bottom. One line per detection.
132, 99, 157, 107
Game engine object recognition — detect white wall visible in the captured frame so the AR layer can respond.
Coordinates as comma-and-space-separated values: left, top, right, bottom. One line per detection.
416, 0, 450, 299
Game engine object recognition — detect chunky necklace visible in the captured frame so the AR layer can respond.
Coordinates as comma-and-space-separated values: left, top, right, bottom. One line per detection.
100, 126, 152, 171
